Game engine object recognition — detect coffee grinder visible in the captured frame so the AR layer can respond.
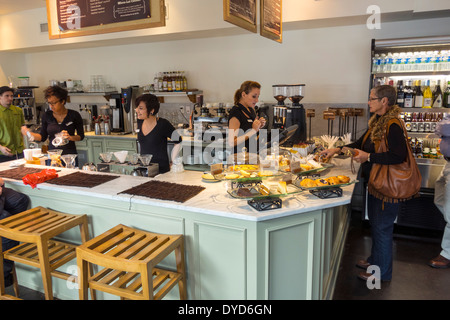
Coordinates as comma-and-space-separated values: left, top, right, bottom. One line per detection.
284, 84, 306, 145
272, 85, 288, 129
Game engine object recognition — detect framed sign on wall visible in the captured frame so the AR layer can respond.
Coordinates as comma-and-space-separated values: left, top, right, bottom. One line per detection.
260, 0, 282, 43
46, 0, 166, 39
223, 0, 257, 33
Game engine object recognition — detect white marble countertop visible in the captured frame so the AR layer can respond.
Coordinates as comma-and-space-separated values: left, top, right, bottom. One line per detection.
0, 158, 359, 222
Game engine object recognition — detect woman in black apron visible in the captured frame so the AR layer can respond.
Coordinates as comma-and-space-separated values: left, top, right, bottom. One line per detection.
227, 81, 265, 155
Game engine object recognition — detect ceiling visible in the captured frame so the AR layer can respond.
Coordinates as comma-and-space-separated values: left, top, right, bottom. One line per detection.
0, 0, 46, 16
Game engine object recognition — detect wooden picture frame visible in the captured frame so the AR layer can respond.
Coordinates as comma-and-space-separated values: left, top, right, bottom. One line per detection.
223, 0, 257, 33
260, 0, 282, 43
46, 0, 166, 40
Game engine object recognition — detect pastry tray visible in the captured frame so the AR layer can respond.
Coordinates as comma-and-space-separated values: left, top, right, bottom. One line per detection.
227, 182, 302, 200
286, 163, 334, 176
293, 179, 358, 191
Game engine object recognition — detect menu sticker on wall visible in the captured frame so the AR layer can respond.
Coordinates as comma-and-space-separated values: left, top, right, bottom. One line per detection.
57, 0, 151, 31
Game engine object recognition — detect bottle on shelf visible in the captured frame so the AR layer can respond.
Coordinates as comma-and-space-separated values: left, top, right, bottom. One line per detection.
414, 80, 424, 108
444, 81, 450, 108
162, 72, 168, 92
432, 80, 443, 108
153, 73, 160, 92
396, 80, 405, 107
404, 80, 414, 108
422, 80, 433, 108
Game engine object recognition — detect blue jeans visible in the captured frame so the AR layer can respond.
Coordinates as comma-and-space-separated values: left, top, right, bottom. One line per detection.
1, 187, 30, 280
367, 193, 400, 281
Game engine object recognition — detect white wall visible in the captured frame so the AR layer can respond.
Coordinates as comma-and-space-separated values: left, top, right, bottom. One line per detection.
20, 16, 450, 105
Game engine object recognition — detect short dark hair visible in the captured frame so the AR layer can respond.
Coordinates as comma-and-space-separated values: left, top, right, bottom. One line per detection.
135, 93, 160, 116
44, 85, 68, 103
0, 86, 14, 96
372, 85, 396, 106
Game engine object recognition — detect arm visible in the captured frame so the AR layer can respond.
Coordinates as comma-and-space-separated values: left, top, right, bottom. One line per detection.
353, 124, 407, 164
227, 116, 262, 148
321, 129, 369, 159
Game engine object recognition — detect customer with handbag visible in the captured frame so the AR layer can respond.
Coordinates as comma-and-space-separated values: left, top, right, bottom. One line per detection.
321, 85, 421, 282
429, 115, 450, 268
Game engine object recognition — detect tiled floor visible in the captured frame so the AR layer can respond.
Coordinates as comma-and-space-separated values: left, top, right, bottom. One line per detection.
333, 211, 450, 300
4, 211, 450, 300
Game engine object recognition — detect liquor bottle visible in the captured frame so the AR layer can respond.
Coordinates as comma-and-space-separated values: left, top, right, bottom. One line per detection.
404, 80, 414, 108
404, 112, 412, 131
444, 81, 450, 108
396, 80, 405, 107
417, 112, 425, 132
162, 72, 168, 92
414, 80, 424, 108
432, 80, 443, 108
153, 73, 160, 92
158, 72, 163, 92
411, 112, 418, 132
167, 72, 173, 92
422, 80, 433, 108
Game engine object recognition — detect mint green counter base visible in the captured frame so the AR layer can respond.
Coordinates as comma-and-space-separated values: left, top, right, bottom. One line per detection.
4, 166, 354, 300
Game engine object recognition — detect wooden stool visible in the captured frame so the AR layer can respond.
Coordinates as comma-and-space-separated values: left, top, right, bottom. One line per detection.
0, 206, 91, 300
76, 224, 187, 300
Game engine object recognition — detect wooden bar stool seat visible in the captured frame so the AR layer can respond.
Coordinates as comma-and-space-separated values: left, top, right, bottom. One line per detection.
76, 224, 187, 300
0, 206, 91, 300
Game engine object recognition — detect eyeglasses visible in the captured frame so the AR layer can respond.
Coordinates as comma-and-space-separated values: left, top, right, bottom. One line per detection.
369, 97, 382, 101
47, 100, 61, 106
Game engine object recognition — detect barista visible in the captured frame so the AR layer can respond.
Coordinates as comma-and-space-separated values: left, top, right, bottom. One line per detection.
22, 86, 84, 158
135, 93, 181, 174
228, 81, 266, 154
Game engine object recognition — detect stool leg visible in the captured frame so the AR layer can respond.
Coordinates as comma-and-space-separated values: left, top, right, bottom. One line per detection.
0, 240, 5, 296
77, 256, 90, 300
12, 265, 19, 298
37, 241, 53, 300
175, 240, 187, 300
78, 219, 96, 300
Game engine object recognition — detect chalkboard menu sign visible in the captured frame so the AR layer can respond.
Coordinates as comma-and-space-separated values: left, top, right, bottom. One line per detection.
57, 0, 150, 30
47, 0, 165, 39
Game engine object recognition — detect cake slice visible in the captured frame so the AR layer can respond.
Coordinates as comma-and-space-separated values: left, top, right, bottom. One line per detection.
277, 181, 287, 194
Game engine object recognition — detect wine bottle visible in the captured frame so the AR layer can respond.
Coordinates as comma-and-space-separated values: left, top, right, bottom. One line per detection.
422, 80, 432, 108
396, 80, 404, 107
432, 80, 443, 108
443, 81, 450, 108
414, 80, 424, 108
404, 80, 414, 108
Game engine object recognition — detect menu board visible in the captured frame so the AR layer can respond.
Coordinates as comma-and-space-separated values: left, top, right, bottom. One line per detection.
46, 0, 165, 39
57, 0, 151, 31
260, 0, 282, 43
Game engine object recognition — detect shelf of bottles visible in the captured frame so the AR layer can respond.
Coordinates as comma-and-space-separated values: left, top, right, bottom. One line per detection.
152, 71, 189, 93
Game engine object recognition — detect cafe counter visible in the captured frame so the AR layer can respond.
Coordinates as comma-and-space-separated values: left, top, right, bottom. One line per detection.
1, 158, 358, 300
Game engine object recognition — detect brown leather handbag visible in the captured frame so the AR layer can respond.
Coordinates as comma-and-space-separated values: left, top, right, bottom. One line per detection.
368, 119, 421, 202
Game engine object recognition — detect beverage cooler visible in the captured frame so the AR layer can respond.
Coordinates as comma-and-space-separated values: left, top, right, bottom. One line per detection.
363, 35, 450, 231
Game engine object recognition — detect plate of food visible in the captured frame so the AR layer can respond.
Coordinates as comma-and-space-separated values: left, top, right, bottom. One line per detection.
295, 175, 357, 190
201, 173, 221, 183
227, 180, 302, 199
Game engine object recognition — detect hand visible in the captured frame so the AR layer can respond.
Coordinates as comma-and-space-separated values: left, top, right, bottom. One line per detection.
61, 130, 71, 141
352, 149, 369, 163
21, 126, 29, 136
0, 145, 13, 156
252, 118, 262, 132
320, 147, 340, 159
259, 117, 266, 129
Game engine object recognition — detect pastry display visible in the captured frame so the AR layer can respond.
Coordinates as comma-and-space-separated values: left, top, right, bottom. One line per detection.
258, 170, 274, 177
259, 183, 271, 196
300, 178, 317, 188
237, 188, 254, 197
228, 164, 259, 172
240, 170, 251, 177
326, 176, 341, 185
277, 181, 288, 194
202, 173, 216, 180
225, 173, 240, 180
315, 179, 329, 186
337, 175, 350, 183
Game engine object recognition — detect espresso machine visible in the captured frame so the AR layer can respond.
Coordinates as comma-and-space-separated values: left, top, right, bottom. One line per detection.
271, 84, 307, 146
111, 86, 140, 134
